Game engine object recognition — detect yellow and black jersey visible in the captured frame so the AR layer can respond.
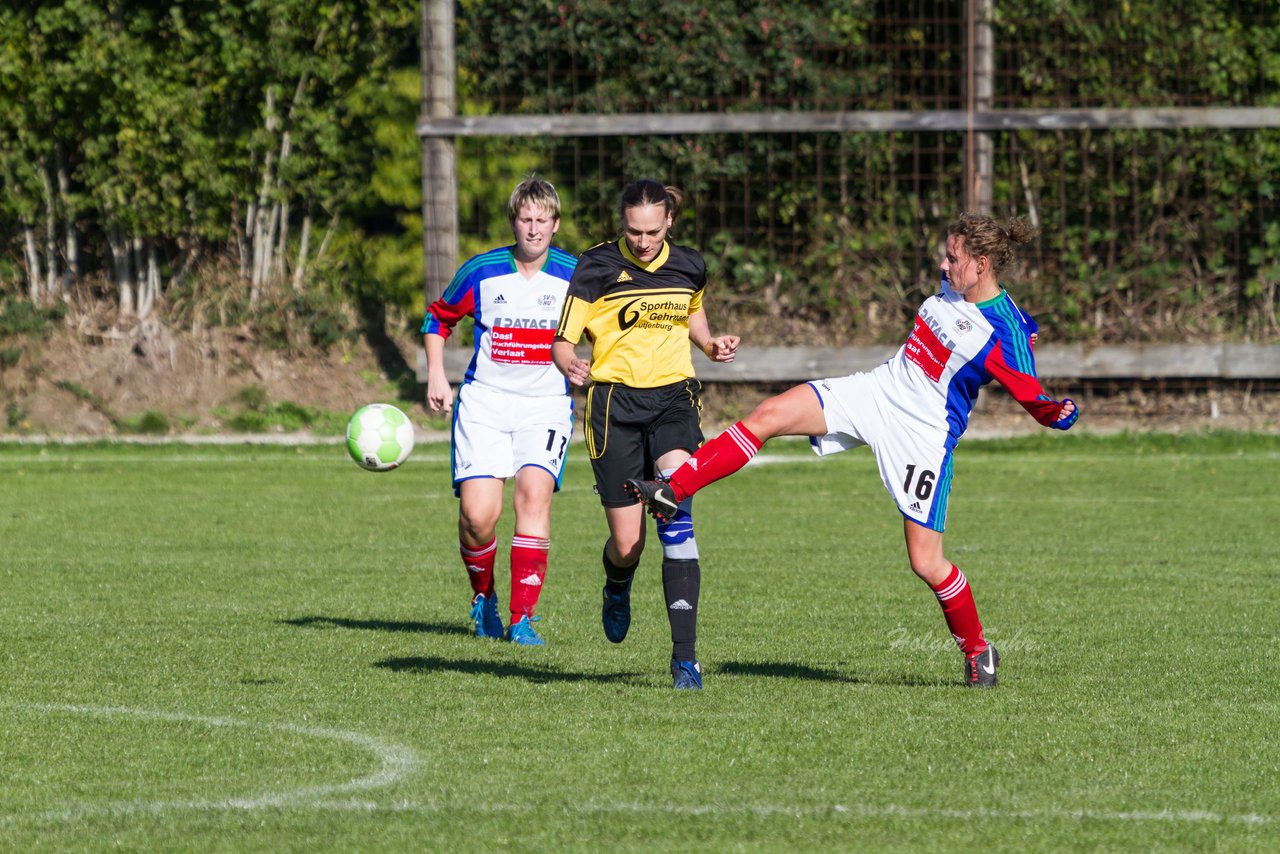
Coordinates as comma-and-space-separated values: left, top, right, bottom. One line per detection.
555, 239, 705, 387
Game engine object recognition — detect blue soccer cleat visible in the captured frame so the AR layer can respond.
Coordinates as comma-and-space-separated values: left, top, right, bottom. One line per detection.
670, 658, 703, 690
506, 615, 545, 646
470, 593, 504, 639
602, 579, 633, 643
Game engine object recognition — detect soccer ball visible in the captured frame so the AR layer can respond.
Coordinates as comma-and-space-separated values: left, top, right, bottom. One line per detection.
345, 403, 414, 471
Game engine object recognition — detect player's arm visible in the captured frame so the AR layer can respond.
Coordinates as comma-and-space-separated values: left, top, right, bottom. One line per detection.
687, 307, 739, 363
423, 332, 453, 412
552, 337, 590, 387
553, 291, 592, 387
983, 339, 1079, 430
421, 274, 476, 413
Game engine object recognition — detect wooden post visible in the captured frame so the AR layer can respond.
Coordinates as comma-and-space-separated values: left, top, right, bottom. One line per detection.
421, 0, 457, 305
964, 0, 994, 215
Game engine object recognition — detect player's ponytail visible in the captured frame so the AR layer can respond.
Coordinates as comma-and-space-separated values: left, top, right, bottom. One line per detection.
948, 212, 1039, 276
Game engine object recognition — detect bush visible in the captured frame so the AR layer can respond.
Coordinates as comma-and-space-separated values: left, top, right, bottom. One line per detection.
0, 298, 67, 341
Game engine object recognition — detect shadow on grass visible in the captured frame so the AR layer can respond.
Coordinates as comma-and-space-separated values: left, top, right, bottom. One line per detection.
716, 660, 951, 688
376, 655, 646, 685
280, 615, 469, 637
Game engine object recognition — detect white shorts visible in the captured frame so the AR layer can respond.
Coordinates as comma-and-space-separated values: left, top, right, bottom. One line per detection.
450, 383, 573, 494
807, 373, 955, 532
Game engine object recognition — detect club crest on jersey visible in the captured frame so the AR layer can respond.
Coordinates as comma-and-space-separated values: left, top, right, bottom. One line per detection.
954, 318, 972, 333
538, 293, 556, 307
616, 270, 633, 283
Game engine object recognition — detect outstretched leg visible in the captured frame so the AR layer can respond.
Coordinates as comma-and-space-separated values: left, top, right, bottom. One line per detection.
625, 383, 829, 519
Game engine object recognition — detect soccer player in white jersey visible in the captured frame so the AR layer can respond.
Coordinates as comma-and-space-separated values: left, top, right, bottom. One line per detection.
422, 177, 577, 646
626, 212, 1078, 686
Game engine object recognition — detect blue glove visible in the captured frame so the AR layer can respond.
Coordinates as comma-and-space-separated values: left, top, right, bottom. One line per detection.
1051, 398, 1079, 431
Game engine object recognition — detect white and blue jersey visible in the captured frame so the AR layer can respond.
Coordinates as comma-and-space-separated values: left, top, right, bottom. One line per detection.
810, 277, 1074, 531
869, 277, 1065, 449
422, 245, 578, 397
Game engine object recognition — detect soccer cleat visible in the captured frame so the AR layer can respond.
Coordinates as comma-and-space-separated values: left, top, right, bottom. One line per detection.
670, 658, 703, 690
623, 478, 680, 522
601, 579, 632, 643
965, 644, 1001, 688
470, 593, 504, 639
506, 615, 545, 646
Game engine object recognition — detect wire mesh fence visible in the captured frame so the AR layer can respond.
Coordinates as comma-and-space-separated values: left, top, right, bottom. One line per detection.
449, 1, 1280, 343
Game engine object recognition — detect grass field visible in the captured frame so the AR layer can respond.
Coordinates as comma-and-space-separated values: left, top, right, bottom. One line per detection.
2, 432, 1278, 851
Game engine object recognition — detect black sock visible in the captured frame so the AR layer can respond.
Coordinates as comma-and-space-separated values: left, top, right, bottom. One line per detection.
603, 546, 637, 593
662, 558, 700, 661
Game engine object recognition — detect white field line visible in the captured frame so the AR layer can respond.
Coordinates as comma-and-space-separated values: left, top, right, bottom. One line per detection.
2, 703, 420, 825
207, 798, 1278, 828
3, 704, 1273, 828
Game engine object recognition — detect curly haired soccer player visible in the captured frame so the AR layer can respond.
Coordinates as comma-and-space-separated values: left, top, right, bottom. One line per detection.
626, 212, 1078, 687
552, 179, 739, 689
422, 177, 577, 646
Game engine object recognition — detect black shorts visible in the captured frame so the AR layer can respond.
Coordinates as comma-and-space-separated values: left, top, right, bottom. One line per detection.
585, 379, 704, 507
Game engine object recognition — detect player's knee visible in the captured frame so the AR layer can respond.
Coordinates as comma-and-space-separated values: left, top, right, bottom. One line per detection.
458, 508, 498, 543
744, 395, 789, 439
908, 557, 951, 586
609, 533, 644, 565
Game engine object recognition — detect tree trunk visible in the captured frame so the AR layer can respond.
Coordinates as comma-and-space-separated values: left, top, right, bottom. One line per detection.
108, 226, 134, 318
23, 223, 43, 305
275, 198, 290, 279
315, 207, 340, 264
137, 239, 160, 320
40, 161, 60, 301
292, 206, 313, 292
257, 201, 281, 287
57, 151, 79, 289
251, 86, 278, 304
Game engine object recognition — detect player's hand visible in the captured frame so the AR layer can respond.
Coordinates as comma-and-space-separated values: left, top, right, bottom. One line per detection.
705, 335, 740, 363
1029, 332, 1039, 348
1051, 397, 1078, 430
426, 375, 453, 413
565, 358, 591, 387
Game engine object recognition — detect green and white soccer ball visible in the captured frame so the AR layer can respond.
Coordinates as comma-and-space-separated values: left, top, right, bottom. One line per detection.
345, 403, 414, 471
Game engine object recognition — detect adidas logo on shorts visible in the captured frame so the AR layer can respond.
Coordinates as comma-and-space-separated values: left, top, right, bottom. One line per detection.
908, 501, 923, 512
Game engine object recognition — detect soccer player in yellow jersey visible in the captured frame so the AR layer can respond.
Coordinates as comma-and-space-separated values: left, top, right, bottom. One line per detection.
552, 179, 739, 690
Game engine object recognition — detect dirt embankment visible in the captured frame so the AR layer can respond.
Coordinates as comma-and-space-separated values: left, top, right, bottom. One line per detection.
3, 318, 1278, 440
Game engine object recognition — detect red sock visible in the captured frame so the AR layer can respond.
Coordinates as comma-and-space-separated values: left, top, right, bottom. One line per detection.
931, 564, 988, 656
460, 537, 497, 598
668, 421, 763, 501
508, 534, 549, 622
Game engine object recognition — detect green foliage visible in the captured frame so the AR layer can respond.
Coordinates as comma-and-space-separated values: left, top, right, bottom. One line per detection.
119, 410, 171, 435
214, 386, 346, 433
2, 2, 1278, 342
1, 1, 419, 310
0, 297, 66, 340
